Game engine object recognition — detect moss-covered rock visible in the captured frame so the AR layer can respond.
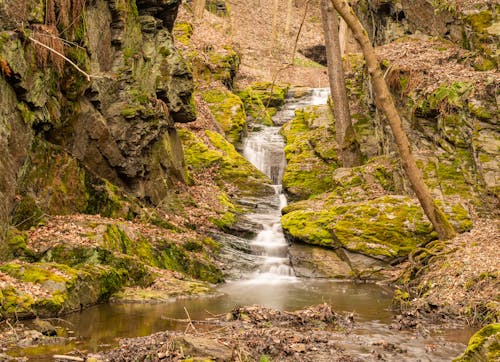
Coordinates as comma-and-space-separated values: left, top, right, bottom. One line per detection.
179, 128, 273, 197
173, 21, 194, 45
201, 89, 247, 144
189, 45, 240, 89
0, 260, 125, 318
282, 195, 471, 262
454, 323, 500, 362
281, 106, 339, 200
236, 82, 289, 126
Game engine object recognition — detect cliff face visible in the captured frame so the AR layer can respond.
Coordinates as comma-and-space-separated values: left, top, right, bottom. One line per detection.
0, 0, 196, 237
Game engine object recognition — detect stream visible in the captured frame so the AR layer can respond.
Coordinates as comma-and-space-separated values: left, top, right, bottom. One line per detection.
12, 89, 476, 361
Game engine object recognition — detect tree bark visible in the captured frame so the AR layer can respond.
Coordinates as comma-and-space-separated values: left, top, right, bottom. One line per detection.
321, 0, 361, 167
330, 0, 456, 240
193, 0, 206, 19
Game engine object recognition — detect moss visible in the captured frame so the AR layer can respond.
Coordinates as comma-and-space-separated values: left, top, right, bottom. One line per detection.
84, 175, 136, 220
208, 46, 240, 88
468, 101, 492, 120
179, 128, 272, 197
11, 195, 45, 230
0, 286, 35, 318
173, 22, 193, 45
209, 211, 237, 230
293, 57, 324, 68
281, 108, 339, 200
201, 89, 247, 144
240, 82, 288, 109
159, 242, 223, 283
102, 224, 159, 267
237, 87, 274, 126
282, 196, 436, 260
454, 323, 500, 361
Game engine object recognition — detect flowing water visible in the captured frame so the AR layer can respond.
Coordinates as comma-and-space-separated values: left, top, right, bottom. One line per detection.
12, 88, 476, 361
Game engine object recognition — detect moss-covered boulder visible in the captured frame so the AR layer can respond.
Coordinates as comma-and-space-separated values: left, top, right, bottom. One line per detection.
0, 260, 124, 318
282, 195, 471, 262
201, 89, 247, 144
180, 128, 273, 197
237, 82, 289, 126
238, 82, 288, 120
454, 323, 500, 362
189, 45, 240, 89
281, 105, 339, 200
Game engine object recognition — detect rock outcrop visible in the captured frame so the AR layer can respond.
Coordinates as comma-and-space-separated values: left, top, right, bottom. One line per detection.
0, 0, 195, 240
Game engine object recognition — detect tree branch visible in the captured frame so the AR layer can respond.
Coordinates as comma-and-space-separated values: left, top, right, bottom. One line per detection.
28, 35, 91, 81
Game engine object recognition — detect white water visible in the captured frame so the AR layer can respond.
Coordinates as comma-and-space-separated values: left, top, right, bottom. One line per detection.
240, 88, 330, 283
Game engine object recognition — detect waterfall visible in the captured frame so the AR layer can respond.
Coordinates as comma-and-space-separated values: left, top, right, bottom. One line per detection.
240, 87, 330, 283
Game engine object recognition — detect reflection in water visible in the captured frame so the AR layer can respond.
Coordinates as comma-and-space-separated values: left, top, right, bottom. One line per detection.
17, 279, 474, 361
59, 279, 395, 351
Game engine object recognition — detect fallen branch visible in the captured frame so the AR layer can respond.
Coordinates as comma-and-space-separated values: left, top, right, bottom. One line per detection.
52, 355, 84, 362
28, 36, 91, 81
183, 306, 197, 334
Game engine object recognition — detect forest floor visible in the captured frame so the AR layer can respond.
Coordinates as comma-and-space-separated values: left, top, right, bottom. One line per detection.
394, 219, 500, 326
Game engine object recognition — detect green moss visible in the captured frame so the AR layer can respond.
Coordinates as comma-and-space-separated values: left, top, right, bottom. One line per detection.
173, 22, 193, 45
84, 175, 136, 220
454, 323, 500, 361
208, 46, 240, 88
468, 101, 492, 120
293, 57, 324, 68
0, 286, 35, 318
282, 196, 436, 260
201, 89, 247, 144
11, 195, 45, 230
241, 82, 288, 109
237, 87, 274, 126
179, 128, 272, 197
281, 108, 339, 199
102, 224, 159, 267
281, 210, 335, 247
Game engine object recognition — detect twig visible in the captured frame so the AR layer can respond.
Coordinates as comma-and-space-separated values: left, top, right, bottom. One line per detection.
52, 355, 84, 362
183, 306, 197, 334
160, 316, 220, 324
290, 0, 312, 65
5, 319, 18, 340
28, 36, 91, 81
32, 31, 86, 50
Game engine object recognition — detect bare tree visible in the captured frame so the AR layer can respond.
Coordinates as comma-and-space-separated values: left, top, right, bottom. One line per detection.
321, 0, 361, 167
330, 0, 456, 240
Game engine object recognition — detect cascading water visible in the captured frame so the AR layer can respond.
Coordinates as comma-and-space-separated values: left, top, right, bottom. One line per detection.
15, 88, 474, 361
240, 88, 331, 282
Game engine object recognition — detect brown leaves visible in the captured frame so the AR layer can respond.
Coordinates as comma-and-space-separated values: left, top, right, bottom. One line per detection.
0, 57, 11, 77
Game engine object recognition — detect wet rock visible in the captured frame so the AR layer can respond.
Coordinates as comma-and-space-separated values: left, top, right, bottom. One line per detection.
455, 323, 500, 361
289, 243, 352, 279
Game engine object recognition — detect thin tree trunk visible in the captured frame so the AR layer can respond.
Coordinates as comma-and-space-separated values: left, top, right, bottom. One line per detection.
285, 0, 293, 35
321, 0, 361, 167
193, 0, 206, 19
330, 0, 456, 240
271, 0, 279, 54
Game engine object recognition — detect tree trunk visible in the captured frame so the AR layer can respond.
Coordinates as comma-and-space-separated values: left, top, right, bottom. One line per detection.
330, 0, 456, 240
285, 0, 293, 35
321, 0, 361, 167
193, 0, 206, 19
